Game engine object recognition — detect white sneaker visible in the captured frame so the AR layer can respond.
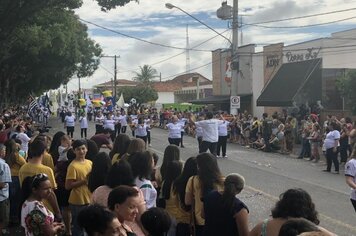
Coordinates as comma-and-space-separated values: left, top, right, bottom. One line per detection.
149, 144, 152, 147
223, 155, 227, 158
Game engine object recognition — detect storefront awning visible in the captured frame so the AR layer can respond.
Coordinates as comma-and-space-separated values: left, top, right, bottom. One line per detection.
191, 94, 251, 105
257, 59, 322, 107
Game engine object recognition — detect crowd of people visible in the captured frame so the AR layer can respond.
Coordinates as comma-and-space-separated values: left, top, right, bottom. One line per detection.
0, 104, 354, 236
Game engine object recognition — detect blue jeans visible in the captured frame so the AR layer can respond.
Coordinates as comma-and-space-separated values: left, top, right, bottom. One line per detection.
326, 147, 339, 172
70, 204, 87, 236
299, 138, 311, 157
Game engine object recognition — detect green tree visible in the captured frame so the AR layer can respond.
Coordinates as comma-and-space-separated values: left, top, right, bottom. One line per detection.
132, 65, 158, 85
0, 1, 102, 107
336, 70, 356, 114
0, 0, 136, 108
95, 0, 138, 12
117, 86, 158, 106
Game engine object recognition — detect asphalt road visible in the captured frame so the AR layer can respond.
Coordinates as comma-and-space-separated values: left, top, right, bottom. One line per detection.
47, 118, 356, 236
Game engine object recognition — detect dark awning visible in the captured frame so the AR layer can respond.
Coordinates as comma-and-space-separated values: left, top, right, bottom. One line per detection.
191, 94, 251, 105
257, 59, 322, 107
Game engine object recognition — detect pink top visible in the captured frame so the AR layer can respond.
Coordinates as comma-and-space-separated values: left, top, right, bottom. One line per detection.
91, 185, 146, 236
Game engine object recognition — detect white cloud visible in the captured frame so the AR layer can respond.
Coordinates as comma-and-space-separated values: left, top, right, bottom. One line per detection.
66, 0, 356, 92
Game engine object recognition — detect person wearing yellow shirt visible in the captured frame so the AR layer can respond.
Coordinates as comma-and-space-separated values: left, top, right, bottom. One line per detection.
185, 153, 224, 236
35, 134, 55, 171
18, 138, 62, 221
42, 151, 55, 171
65, 139, 92, 236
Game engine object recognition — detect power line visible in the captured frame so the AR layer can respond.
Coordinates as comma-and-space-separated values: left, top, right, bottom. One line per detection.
160, 44, 356, 80
119, 43, 356, 80
161, 61, 214, 80
230, 43, 356, 56
117, 29, 231, 74
247, 7, 356, 25
99, 64, 114, 76
243, 16, 356, 29
79, 18, 212, 52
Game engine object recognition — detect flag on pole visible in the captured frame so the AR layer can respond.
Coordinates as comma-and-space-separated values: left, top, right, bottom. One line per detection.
117, 93, 125, 108
28, 98, 38, 114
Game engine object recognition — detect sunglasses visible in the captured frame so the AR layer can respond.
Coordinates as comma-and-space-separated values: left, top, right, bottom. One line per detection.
32, 173, 48, 185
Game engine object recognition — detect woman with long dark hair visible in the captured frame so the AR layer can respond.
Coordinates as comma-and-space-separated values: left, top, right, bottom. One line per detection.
88, 152, 112, 192
85, 139, 99, 162
160, 161, 182, 236
120, 138, 146, 161
249, 188, 333, 236
48, 131, 65, 165
109, 133, 131, 164
204, 173, 249, 236
157, 145, 180, 187
173, 157, 198, 236
185, 153, 224, 236
21, 174, 65, 235
129, 151, 157, 209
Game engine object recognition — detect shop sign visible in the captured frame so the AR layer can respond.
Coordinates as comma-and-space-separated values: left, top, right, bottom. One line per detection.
266, 55, 280, 68
285, 47, 321, 63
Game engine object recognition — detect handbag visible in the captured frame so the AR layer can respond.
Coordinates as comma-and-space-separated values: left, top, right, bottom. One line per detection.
189, 176, 196, 236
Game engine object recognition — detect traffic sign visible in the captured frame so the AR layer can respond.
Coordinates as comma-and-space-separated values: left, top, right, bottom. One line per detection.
230, 96, 240, 109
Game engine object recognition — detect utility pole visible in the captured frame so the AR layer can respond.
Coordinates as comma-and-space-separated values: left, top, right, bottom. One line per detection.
240, 16, 243, 46
114, 55, 117, 99
101, 55, 120, 100
217, 1, 239, 115
186, 24, 190, 73
230, 0, 239, 115
78, 77, 81, 98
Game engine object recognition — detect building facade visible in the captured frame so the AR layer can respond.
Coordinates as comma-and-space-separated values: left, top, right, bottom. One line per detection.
211, 28, 356, 117
256, 28, 356, 117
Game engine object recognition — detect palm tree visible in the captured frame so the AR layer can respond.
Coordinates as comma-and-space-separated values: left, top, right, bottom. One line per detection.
132, 65, 158, 85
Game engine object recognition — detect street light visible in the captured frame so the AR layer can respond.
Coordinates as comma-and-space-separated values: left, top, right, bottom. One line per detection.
165, 3, 232, 45
165, 3, 174, 9
166, 2, 239, 115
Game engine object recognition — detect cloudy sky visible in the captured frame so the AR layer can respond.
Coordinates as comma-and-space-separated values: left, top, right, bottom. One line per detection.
67, 0, 356, 92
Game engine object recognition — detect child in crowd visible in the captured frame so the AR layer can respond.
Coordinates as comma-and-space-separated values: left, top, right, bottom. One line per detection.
269, 133, 282, 152
252, 132, 265, 150
65, 139, 92, 236
58, 135, 71, 162
55, 135, 72, 236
